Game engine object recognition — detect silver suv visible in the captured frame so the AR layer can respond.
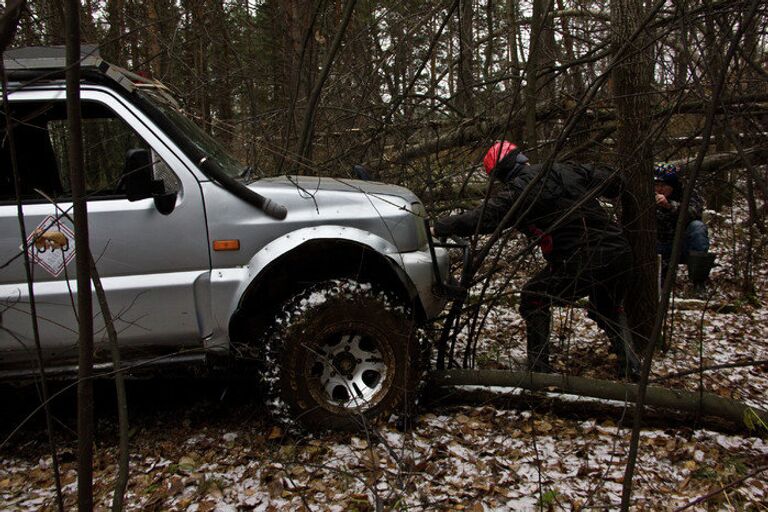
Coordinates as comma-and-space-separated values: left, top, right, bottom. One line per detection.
0, 47, 449, 430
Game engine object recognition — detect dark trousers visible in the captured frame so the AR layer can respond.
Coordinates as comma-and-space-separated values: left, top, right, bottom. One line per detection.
657, 220, 710, 260
519, 248, 633, 371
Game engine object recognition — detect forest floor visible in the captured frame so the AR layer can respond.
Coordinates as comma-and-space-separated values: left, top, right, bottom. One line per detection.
1, 201, 768, 511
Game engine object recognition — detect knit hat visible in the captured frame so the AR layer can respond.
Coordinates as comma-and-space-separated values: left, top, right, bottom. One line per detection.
654, 162, 679, 186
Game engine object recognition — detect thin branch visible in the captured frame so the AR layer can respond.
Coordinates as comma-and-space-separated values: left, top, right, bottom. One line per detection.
674, 465, 768, 511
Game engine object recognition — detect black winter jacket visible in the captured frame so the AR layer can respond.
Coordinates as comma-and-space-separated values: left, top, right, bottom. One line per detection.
433, 155, 629, 262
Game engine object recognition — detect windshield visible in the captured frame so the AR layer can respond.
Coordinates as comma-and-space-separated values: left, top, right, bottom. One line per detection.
137, 89, 244, 178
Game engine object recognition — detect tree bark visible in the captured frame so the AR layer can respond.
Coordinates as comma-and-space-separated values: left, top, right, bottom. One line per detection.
611, 0, 657, 351
505, 0, 523, 142
45, 1, 65, 45
65, 2, 96, 510
89, 257, 129, 512
524, 0, 549, 158
145, 0, 163, 76
296, 0, 358, 166
456, 0, 474, 117
429, 370, 768, 428
620, 1, 763, 509
103, 0, 125, 64
483, 0, 493, 88
276, 0, 321, 172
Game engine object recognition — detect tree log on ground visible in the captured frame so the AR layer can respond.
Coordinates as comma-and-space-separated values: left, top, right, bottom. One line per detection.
429, 369, 768, 429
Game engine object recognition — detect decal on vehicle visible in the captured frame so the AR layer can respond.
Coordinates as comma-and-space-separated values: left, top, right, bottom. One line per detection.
22, 216, 76, 277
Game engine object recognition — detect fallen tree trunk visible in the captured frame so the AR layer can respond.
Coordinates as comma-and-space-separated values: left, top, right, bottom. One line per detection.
429, 369, 768, 428
385, 96, 768, 166
671, 147, 768, 174
415, 147, 768, 205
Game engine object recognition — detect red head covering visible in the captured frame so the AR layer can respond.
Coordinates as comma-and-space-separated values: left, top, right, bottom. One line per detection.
483, 141, 518, 174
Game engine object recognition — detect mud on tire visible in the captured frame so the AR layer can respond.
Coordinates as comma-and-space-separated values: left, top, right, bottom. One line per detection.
267, 279, 419, 431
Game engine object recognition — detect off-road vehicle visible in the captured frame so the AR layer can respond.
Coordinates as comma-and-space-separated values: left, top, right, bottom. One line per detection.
0, 47, 450, 430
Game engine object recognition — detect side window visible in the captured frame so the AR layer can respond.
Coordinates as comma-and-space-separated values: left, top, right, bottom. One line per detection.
48, 115, 146, 197
0, 100, 180, 203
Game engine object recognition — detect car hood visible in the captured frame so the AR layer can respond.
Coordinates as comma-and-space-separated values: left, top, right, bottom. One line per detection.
252, 175, 420, 204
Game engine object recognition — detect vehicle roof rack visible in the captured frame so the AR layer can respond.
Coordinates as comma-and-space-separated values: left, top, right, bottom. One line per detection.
3, 45, 170, 95
4, 45, 102, 70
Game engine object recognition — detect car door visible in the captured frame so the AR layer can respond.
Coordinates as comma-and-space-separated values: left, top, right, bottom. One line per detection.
0, 88, 211, 369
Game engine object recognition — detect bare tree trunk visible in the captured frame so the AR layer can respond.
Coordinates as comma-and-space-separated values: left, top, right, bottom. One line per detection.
65, 2, 96, 509
211, 0, 234, 146
88, 257, 130, 512
540, 1, 557, 106
145, 0, 163, 76
296, 0, 358, 165
620, 1, 763, 508
447, 16, 455, 99
197, 11, 211, 132
483, 0, 493, 88
524, 0, 551, 158
45, 1, 65, 45
505, 0, 523, 144
456, 0, 474, 117
103, 0, 125, 64
611, 0, 657, 351
701, 0, 731, 211
556, 0, 584, 100
430, 16, 438, 111
277, 0, 322, 172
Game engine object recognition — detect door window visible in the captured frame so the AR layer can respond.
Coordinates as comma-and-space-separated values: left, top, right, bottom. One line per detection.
0, 100, 180, 203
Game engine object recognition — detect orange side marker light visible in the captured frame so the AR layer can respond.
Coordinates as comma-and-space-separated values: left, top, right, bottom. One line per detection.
213, 240, 240, 251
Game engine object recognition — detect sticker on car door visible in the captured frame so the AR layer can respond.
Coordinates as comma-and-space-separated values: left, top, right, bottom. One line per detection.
21, 215, 76, 277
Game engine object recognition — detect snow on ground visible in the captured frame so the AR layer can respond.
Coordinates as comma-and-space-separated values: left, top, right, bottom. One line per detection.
2, 197, 768, 511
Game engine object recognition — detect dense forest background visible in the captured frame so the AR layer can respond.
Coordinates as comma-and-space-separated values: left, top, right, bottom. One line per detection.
11, 0, 766, 182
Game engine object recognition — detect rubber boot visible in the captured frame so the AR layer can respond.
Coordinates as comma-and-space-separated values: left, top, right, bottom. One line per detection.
687, 251, 716, 296
606, 312, 641, 382
525, 312, 552, 373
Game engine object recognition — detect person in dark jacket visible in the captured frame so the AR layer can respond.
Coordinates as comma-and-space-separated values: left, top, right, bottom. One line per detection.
654, 162, 714, 294
433, 141, 641, 380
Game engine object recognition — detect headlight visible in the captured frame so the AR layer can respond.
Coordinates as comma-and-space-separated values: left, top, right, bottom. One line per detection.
411, 201, 428, 249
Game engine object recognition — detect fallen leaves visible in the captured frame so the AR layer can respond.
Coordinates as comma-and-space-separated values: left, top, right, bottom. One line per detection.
2, 403, 766, 511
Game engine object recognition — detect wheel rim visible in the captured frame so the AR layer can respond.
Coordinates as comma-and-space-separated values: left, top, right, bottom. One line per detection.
306, 330, 393, 411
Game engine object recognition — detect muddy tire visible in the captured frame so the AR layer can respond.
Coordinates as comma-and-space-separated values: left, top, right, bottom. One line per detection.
268, 279, 419, 431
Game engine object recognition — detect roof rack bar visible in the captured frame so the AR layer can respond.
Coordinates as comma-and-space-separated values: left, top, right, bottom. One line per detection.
3, 45, 135, 93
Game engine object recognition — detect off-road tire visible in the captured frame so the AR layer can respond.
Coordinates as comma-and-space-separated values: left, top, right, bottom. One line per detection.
267, 279, 419, 431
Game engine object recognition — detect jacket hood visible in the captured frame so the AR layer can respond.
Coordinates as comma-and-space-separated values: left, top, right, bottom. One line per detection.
493, 150, 529, 182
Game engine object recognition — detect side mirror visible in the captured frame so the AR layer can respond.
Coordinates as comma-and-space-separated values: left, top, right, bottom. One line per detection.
120, 149, 177, 215
153, 192, 176, 215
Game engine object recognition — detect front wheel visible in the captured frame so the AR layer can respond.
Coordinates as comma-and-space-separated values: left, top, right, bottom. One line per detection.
269, 279, 419, 431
